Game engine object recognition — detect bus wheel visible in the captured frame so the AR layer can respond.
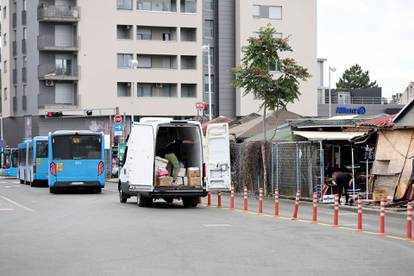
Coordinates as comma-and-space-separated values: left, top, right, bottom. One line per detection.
30, 181, 37, 188
183, 197, 198, 208
119, 190, 128, 203
49, 187, 58, 194
95, 187, 102, 194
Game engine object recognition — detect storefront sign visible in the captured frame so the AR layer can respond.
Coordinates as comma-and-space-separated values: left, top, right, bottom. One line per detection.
336, 106, 366, 115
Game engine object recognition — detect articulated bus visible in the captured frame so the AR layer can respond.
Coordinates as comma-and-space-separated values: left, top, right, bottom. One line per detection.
48, 131, 105, 193
17, 136, 49, 186
2, 148, 18, 177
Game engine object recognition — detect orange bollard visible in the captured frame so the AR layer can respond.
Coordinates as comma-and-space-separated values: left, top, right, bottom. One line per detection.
243, 186, 248, 212
230, 186, 235, 210
379, 199, 385, 235
357, 196, 363, 232
333, 194, 339, 227
291, 191, 300, 220
218, 192, 222, 208
207, 192, 211, 207
258, 188, 263, 215
407, 203, 413, 241
312, 192, 318, 224
274, 188, 279, 217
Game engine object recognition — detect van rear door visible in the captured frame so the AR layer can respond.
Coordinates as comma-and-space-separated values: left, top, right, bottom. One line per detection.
205, 123, 231, 191
128, 124, 155, 191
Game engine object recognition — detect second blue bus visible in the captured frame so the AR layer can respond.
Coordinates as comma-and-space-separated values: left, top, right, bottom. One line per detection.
1, 148, 18, 177
48, 130, 105, 193
17, 136, 49, 186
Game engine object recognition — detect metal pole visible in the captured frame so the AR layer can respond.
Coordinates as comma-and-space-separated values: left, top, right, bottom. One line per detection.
319, 140, 324, 199
366, 160, 369, 200
328, 69, 332, 117
275, 144, 279, 190
296, 144, 300, 193
351, 145, 356, 203
207, 44, 212, 121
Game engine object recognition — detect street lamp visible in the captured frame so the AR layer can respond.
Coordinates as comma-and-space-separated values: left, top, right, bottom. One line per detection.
328, 66, 336, 117
202, 44, 212, 121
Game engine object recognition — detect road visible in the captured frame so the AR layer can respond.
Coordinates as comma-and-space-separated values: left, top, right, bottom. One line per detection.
1, 177, 413, 276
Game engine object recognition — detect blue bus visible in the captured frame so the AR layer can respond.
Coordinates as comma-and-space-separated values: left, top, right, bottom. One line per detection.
2, 148, 18, 177
48, 131, 105, 193
17, 137, 49, 186
18, 140, 31, 184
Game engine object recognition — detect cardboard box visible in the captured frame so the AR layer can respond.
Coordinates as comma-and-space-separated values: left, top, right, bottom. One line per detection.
156, 176, 173, 187
155, 157, 169, 170
178, 168, 186, 177
174, 177, 185, 186
188, 177, 201, 187
187, 167, 200, 178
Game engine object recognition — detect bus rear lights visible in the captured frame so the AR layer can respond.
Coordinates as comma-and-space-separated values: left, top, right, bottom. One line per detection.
50, 162, 57, 176
98, 161, 104, 176
57, 162, 64, 172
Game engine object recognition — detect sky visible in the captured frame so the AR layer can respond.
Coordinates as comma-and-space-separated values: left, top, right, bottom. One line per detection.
318, 0, 414, 97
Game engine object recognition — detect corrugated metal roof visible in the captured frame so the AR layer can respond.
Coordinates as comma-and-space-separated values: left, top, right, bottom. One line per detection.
293, 131, 368, 141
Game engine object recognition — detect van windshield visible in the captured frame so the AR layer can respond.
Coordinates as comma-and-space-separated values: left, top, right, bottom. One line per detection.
53, 135, 102, 160
36, 141, 48, 158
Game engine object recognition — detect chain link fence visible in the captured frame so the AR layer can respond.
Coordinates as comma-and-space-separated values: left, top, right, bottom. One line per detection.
231, 141, 324, 198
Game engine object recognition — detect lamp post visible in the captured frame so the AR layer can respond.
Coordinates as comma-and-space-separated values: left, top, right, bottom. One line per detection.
202, 44, 212, 121
328, 66, 336, 117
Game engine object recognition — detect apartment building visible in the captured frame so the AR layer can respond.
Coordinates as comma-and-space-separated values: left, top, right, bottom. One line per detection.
203, 0, 317, 117
1, 0, 317, 146
1, 0, 203, 145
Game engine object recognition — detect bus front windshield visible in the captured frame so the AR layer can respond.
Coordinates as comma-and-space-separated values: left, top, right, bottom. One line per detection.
11, 151, 18, 168
53, 135, 102, 160
36, 141, 48, 158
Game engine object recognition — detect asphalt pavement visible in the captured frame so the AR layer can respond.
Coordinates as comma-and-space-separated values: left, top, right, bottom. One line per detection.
1, 177, 414, 276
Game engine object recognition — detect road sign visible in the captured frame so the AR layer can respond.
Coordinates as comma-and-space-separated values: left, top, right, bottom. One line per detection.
114, 114, 123, 124
196, 102, 208, 111
114, 124, 123, 132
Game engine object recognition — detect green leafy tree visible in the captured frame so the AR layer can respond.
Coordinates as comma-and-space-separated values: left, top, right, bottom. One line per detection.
232, 24, 310, 195
336, 64, 378, 90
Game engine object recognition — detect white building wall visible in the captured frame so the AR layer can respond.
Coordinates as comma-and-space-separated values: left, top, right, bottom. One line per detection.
235, 0, 317, 117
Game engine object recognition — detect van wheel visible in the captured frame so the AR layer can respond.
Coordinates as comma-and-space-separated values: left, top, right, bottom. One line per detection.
138, 195, 152, 207
30, 181, 37, 188
19, 180, 24, 184
183, 197, 198, 208
49, 187, 58, 194
119, 190, 128, 203
95, 187, 102, 194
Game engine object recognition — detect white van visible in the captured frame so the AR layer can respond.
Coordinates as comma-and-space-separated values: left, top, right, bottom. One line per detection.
118, 118, 231, 207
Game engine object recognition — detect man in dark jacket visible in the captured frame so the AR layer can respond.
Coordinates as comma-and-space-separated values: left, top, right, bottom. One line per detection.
336, 168, 353, 205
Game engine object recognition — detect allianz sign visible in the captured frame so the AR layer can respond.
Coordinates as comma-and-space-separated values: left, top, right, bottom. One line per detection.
336, 106, 367, 115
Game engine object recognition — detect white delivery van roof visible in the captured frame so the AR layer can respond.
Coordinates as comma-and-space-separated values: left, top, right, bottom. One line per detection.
135, 118, 202, 128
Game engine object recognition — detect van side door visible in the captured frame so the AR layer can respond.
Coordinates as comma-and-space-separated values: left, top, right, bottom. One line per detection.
205, 123, 231, 191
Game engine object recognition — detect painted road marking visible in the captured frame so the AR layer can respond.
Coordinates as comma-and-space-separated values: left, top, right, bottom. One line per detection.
0, 194, 34, 212
0, 208, 14, 211
203, 224, 232, 227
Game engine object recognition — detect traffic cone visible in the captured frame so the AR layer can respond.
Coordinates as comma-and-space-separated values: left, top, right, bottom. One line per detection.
333, 194, 339, 227
230, 186, 235, 210
407, 203, 413, 241
379, 199, 385, 235
312, 192, 318, 224
243, 186, 248, 212
274, 188, 279, 217
258, 188, 263, 215
357, 196, 363, 232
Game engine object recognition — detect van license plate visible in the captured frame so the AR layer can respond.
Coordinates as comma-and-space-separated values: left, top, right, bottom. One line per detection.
72, 182, 84, 185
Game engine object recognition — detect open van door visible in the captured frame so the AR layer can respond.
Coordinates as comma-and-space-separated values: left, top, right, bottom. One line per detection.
205, 123, 231, 191
126, 124, 155, 192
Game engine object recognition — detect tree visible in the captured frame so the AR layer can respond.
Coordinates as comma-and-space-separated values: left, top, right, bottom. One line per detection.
336, 64, 378, 91
232, 24, 310, 195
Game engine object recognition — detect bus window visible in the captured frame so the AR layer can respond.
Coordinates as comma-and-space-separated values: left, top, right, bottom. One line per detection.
11, 151, 18, 168
53, 135, 102, 160
3, 152, 10, 169
18, 148, 27, 166
36, 141, 48, 158
28, 145, 34, 165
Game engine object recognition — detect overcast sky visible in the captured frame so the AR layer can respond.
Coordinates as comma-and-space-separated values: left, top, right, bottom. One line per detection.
318, 0, 414, 97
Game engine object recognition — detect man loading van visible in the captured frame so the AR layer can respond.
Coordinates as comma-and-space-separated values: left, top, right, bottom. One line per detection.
159, 138, 194, 181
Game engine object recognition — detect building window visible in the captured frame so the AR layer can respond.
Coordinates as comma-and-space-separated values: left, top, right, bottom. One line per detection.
205, 0, 214, 10
3, 60, 7, 73
180, 0, 196, 13
204, 74, 214, 93
203, 47, 214, 65
137, 0, 177, 12
269, 6, 282, 19
23, 0, 27, 11
137, 83, 153, 97
23, 56, 27, 67
252, 5, 260, 17
117, 0, 133, 10
3, 88, 7, 101
204, 19, 214, 38
3, 33, 6, 46
117, 53, 133, 68
117, 82, 132, 97
3, 6, 6, 19
181, 84, 197, 98
23, 27, 27, 40
137, 56, 152, 68
137, 28, 152, 40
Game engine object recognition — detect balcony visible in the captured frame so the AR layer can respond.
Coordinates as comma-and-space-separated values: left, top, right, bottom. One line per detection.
37, 4, 80, 22
38, 64, 80, 81
38, 35, 79, 51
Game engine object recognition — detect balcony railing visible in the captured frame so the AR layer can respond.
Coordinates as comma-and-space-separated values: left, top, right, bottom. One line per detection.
38, 64, 80, 80
38, 35, 79, 51
37, 4, 80, 22
318, 91, 400, 105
